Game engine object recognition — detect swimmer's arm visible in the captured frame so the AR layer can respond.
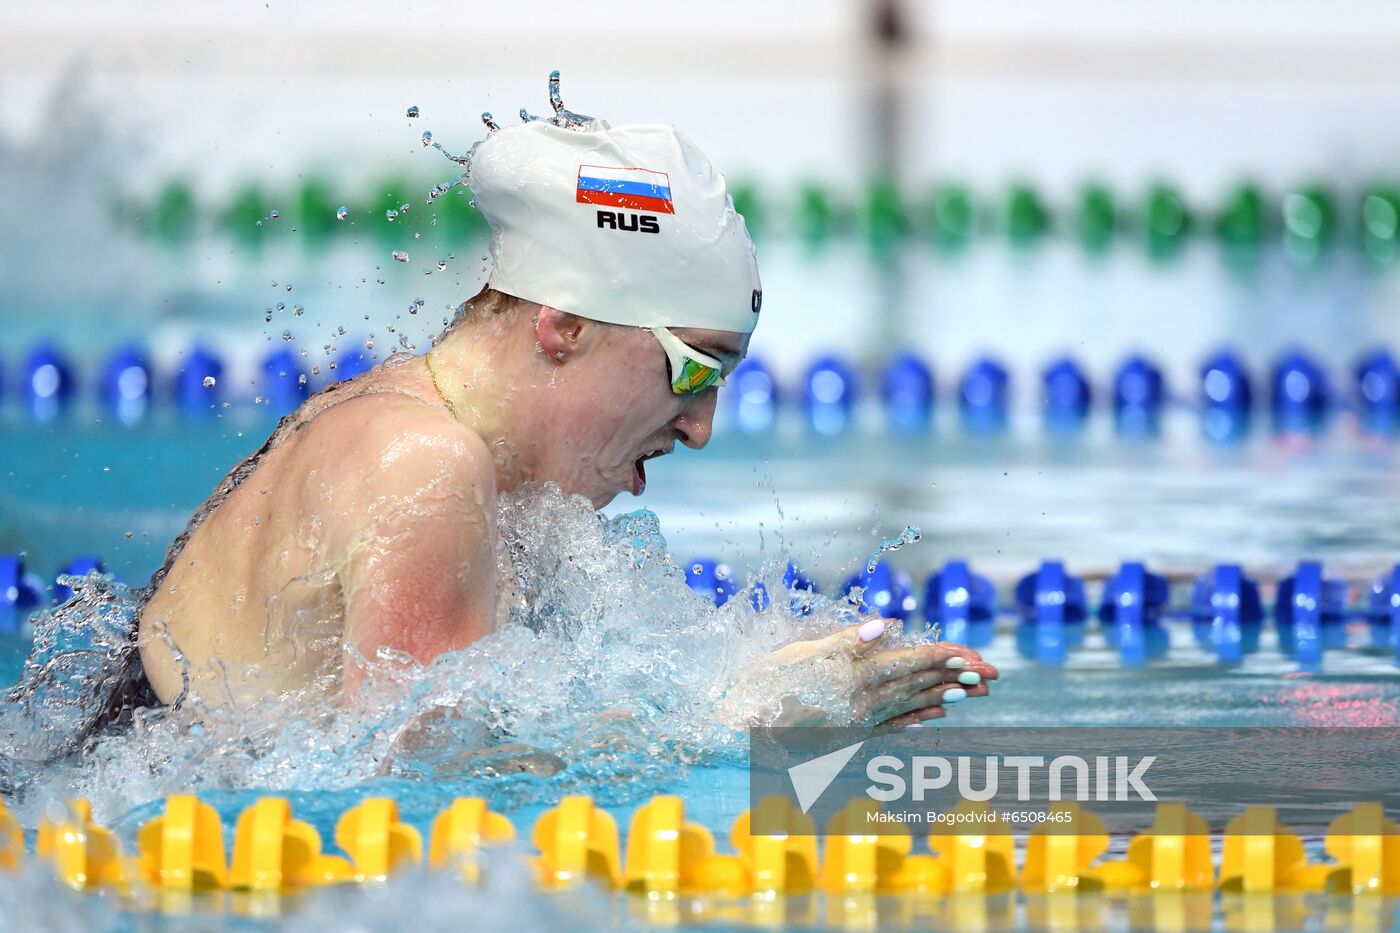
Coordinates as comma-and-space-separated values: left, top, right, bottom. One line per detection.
328, 415, 500, 696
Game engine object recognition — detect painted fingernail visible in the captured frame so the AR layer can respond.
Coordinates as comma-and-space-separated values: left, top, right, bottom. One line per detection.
944, 656, 966, 669
941, 688, 967, 704
857, 619, 886, 642
957, 672, 981, 685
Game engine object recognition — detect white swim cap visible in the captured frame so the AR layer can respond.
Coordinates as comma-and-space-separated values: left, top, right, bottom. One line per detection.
464, 77, 762, 334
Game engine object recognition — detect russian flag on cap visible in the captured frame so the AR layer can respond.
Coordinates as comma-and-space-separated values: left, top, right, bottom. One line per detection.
576, 164, 675, 214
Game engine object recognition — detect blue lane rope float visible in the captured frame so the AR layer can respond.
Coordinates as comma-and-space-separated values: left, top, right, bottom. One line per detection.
1275, 561, 1349, 669
0, 556, 46, 626
1354, 349, 1400, 436
1014, 560, 1088, 666
260, 348, 310, 414
1189, 564, 1265, 664
745, 564, 818, 615
685, 558, 740, 608
959, 357, 1010, 434
99, 345, 154, 424
728, 356, 778, 434
803, 355, 857, 436
922, 559, 997, 648
842, 562, 917, 628
1368, 565, 1400, 658
1199, 349, 1253, 443
1112, 355, 1166, 438
172, 345, 224, 416
1097, 561, 1171, 667
22, 344, 75, 422
1042, 357, 1092, 435
1270, 350, 1331, 437
881, 353, 935, 434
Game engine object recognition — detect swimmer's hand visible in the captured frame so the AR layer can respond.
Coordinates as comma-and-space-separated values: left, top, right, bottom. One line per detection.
764, 619, 999, 730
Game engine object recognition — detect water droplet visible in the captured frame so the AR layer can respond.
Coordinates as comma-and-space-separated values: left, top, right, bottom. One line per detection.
864, 525, 924, 574
254, 394, 264, 405
386, 209, 398, 222
202, 376, 217, 388
336, 206, 349, 221
421, 131, 433, 146
364, 339, 375, 350
409, 297, 425, 314
269, 209, 280, 220
293, 304, 304, 316
124, 531, 134, 539
436, 259, 447, 271
285, 284, 292, 292
391, 250, 409, 263
275, 302, 285, 312
399, 202, 410, 213
398, 334, 416, 350
297, 373, 307, 385
282, 330, 293, 342
406, 105, 420, 118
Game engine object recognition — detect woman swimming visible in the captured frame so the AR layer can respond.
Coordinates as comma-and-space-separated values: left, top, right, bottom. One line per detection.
9, 75, 996, 762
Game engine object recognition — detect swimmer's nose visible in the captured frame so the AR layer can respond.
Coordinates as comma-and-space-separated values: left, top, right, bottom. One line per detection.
673, 390, 718, 449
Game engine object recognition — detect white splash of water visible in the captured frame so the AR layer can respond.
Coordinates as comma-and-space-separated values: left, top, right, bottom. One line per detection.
2, 485, 896, 827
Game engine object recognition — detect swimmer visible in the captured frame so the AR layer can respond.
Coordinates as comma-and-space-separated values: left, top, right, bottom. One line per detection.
127, 74, 996, 732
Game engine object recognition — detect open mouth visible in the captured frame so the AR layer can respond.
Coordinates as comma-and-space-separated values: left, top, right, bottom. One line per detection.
631, 448, 668, 495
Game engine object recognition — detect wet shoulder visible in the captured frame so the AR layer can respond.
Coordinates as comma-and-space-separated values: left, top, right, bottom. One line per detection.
300, 390, 496, 494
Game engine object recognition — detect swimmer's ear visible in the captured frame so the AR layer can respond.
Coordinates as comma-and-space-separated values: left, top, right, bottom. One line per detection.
535, 305, 587, 361
535, 305, 583, 360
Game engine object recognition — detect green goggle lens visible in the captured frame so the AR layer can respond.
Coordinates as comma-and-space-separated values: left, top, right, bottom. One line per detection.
672, 358, 724, 395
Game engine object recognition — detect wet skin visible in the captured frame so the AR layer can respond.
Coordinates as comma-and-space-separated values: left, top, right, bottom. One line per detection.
137, 297, 996, 726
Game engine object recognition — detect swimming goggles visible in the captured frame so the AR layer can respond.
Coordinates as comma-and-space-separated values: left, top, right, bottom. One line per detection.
650, 326, 728, 395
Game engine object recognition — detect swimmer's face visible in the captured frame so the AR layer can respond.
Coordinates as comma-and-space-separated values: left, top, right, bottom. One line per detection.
534, 310, 749, 508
